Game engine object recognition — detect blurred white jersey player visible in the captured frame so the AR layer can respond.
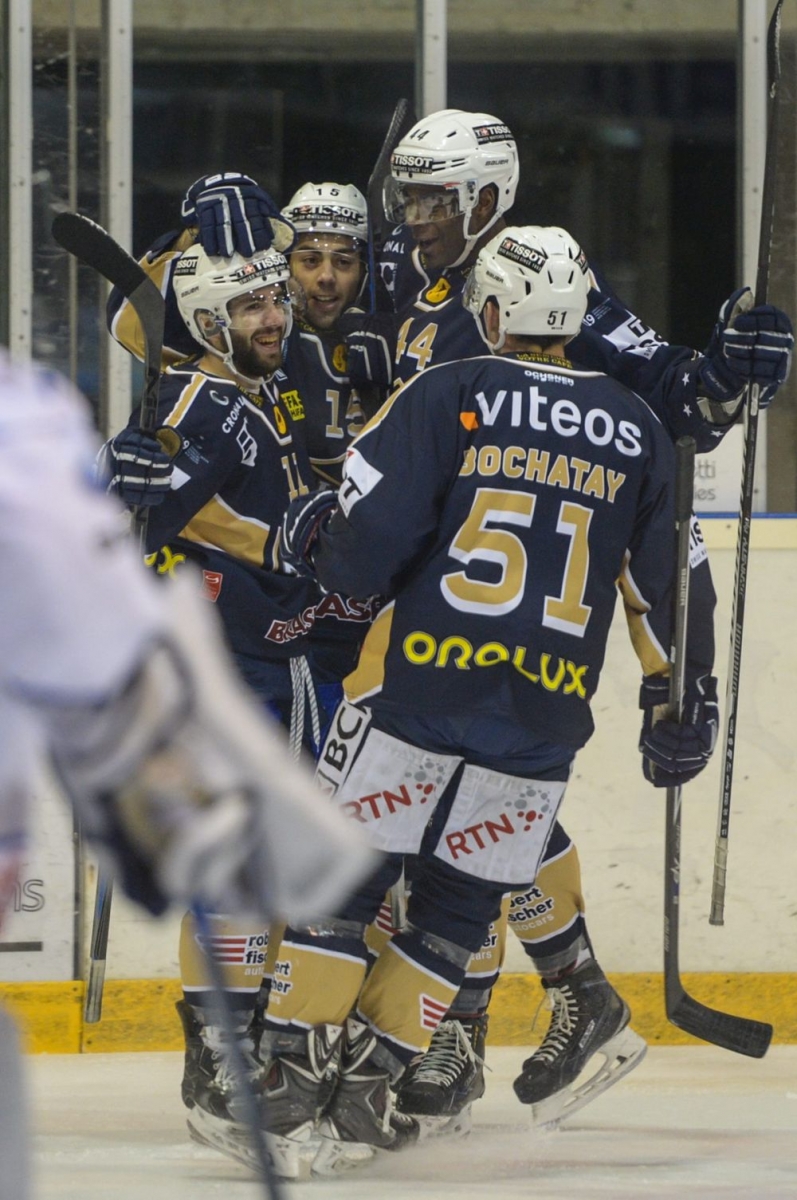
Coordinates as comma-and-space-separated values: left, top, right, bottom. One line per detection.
0, 350, 373, 1199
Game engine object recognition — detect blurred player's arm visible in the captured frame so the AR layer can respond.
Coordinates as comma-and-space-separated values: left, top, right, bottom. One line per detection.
0, 359, 374, 922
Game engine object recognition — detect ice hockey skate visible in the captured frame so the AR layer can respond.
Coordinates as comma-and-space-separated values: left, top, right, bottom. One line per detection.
257, 1022, 345, 1179
395, 1015, 488, 1138
513, 961, 647, 1127
177, 999, 270, 1172
312, 1017, 420, 1175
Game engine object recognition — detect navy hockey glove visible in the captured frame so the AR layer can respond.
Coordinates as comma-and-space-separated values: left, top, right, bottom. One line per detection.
181, 172, 295, 258
337, 310, 398, 389
639, 672, 719, 788
698, 287, 794, 419
101, 429, 173, 508
281, 487, 338, 578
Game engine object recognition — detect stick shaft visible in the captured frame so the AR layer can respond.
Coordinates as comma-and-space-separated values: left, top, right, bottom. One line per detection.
711, 0, 783, 924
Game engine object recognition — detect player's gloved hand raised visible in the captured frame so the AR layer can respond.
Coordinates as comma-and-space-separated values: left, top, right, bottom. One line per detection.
639, 673, 719, 788
181, 172, 295, 258
698, 287, 794, 418
337, 310, 399, 389
281, 487, 338, 579
100, 429, 173, 508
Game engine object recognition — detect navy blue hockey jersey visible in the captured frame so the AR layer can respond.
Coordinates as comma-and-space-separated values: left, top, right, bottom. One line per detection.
125, 353, 318, 661
287, 318, 366, 486
314, 353, 716, 750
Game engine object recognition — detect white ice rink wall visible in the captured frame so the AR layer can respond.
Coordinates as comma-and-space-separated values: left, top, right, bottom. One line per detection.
87, 516, 794, 981
6, 514, 792, 1048
1, 515, 795, 1053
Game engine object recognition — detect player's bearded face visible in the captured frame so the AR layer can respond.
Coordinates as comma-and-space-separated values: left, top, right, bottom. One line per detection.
226, 286, 290, 378
289, 234, 364, 331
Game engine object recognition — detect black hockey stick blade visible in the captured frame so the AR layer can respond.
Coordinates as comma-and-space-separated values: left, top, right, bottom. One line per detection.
663, 444, 773, 1056
366, 97, 414, 251
51, 211, 164, 431
755, 0, 783, 306
53, 211, 148, 298
667, 985, 772, 1059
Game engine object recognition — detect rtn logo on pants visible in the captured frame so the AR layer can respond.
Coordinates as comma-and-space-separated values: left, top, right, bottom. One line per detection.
340, 781, 438, 824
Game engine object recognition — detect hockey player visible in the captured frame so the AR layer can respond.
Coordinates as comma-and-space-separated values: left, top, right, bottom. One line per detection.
0, 350, 374, 1199
281, 180, 369, 485
338, 108, 794, 1132
102, 237, 339, 1163
278, 182, 381, 716
265, 225, 718, 1175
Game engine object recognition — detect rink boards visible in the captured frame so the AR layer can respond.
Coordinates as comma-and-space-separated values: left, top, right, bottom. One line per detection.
1, 516, 795, 1053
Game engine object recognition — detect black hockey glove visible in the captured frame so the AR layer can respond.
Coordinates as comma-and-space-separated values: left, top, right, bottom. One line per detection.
100, 429, 173, 508
698, 287, 794, 422
181, 172, 295, 258
337, 310, 399, 389
639, 672, 719, 788
281, 487, 338, 579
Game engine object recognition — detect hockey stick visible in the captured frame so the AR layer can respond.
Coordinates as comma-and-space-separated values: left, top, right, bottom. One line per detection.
52, 211, 166, 1021
192, 903, 286, 1200
709, 0, 784, 926
664, 437, 772, 1058
366, 97, 414, 314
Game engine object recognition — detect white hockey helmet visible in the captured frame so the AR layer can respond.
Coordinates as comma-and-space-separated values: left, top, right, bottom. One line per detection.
173, 243, 296, 368
385, 109, 519, 264
282, 182, 368, 246
463, 225, 591, 350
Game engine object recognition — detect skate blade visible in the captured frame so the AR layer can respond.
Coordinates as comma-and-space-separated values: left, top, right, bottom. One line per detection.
530, 1026, 648, 1129
186, 1109, 260, 1171
415, 1105, 473, 1141
311, 1128, 376, 1176
185, 1108, 312, 1180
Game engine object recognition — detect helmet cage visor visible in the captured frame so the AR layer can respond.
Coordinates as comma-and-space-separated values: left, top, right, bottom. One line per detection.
289, 235, 365, 266
383, 177, 474, 226
223, 280, 296, 330
193, 277, 301, 360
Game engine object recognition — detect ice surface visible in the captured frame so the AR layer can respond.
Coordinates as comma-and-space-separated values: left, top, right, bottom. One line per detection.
29, 1045, 797, 1199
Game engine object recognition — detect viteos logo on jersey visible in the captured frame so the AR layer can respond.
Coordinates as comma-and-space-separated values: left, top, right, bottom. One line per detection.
473, 122, 513, 144
498, 236, 547, 274
465, 386, 644, 457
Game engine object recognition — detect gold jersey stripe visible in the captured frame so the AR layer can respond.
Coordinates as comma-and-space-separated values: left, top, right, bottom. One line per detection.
108, 228, 195, 367
180, 495, 271, 567
617, 556, 669, 676
344, 600, 395, 702
163, 371, 207, 429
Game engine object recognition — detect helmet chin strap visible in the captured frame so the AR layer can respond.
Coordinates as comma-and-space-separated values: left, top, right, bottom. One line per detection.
476, 303, 506, 353
448, 204, 503, 270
